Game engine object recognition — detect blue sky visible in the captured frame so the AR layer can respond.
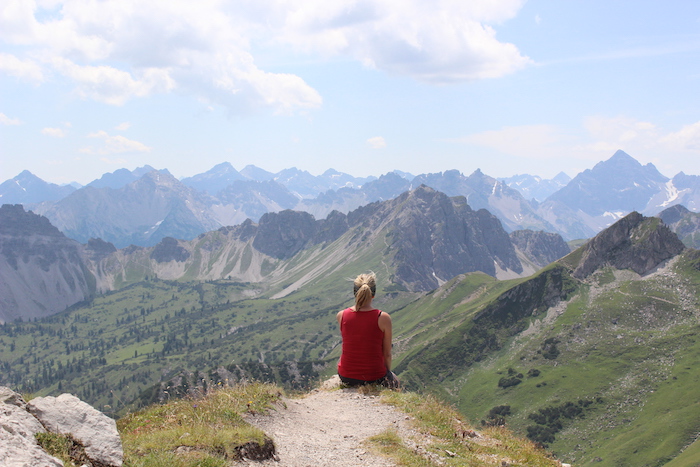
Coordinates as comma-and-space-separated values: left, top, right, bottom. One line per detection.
1, 0, 699, 185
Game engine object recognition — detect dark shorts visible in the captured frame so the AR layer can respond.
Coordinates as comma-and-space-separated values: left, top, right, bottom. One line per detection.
339, 370, 400, 389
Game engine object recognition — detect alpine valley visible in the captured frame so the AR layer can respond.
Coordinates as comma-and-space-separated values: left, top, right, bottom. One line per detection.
1, 150, 699, 466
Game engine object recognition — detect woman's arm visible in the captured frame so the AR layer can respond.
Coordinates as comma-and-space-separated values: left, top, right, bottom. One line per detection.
378, 312, 393, 371
336, 310, 343, 328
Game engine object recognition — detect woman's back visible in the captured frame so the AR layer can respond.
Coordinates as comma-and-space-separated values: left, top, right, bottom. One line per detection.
337, 308, 386, 381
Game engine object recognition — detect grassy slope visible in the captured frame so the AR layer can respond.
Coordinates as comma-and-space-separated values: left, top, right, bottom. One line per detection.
398, 251, 700, 467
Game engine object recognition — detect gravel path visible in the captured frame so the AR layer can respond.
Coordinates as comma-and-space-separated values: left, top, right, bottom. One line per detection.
242, 378, 418, 466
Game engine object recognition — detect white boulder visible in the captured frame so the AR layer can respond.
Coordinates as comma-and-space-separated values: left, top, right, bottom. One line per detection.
29, 393, 123, 467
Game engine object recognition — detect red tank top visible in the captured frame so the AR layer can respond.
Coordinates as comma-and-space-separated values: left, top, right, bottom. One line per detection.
337, 308, 386, 381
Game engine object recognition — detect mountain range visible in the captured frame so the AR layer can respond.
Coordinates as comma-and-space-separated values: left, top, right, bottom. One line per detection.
0, 186, 572, 323
3, 150, 698, 249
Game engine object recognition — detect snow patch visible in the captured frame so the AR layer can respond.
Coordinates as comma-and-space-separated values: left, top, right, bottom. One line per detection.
660, 180, 680, 208
144, 219, 164, 234
603, 211, 626, 220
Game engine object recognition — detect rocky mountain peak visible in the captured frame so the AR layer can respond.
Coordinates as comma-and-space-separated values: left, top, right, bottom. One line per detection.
0, 172, 76, 205
382, 185, 522, 290
569, 211, 685, 279
180, 162, 246, 194
0, 204, 64, 237
545, 152, 669, 218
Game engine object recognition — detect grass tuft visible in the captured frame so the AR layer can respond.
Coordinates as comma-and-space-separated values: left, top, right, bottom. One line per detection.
374, 390, 562, 466
117, 382, 281, 467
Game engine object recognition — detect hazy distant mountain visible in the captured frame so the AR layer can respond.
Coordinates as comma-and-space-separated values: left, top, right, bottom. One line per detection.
0, 204, 95, 323
412, 169, 555, 233
536, 150, 674, 239
240, 164, 275, 181
0, 170, 76, 205
183, 164, 376, 199
87, 165, 157, 189
35, 170, 220, 248
211, 180, 299, 226
500, 172, 571, 202
391, 170, 415, 180
7, 150, 698, 247
273, 167, 375, 198
658, 204, 700, 248
295, 172, 412, 219
546, 150, 668, 216
180, 162, 246, 194
644, 171, 700, 215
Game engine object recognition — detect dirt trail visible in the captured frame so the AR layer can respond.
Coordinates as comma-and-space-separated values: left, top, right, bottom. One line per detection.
242, 377, 420, 467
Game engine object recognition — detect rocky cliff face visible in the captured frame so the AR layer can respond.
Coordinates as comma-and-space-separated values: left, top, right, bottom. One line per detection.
510, 230, 571, 268
381, 186, 523, 290
569, 211, 686, 279
0, 205, 95, 323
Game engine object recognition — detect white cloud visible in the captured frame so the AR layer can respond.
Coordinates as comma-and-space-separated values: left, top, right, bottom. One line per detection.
273, 0, 532, 83
115, 122, 131, 131
51, 57, 176, 106
0, 0, 323, 112
0, 52, 44, 82
41, 127, 65, 137
0, 112, 22, 125
661, 121, 700, 152
367, 136, 387, 148
1, 0, 528, 111
81, 130, 151, 155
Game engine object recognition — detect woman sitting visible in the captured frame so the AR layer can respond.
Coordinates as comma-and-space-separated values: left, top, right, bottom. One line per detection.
336, 273, 399, 389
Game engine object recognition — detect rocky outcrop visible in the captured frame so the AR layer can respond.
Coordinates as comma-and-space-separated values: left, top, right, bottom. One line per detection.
0, 387, 123, 467
510, 230, 571, 268
0, 205, 95, 323
84, 238, 118, 262
253, 210, 318, 259
571, 211, 686, 279
150, 236, 191, 263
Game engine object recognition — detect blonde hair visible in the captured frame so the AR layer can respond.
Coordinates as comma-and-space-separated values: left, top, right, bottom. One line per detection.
353, 272, 376, 310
